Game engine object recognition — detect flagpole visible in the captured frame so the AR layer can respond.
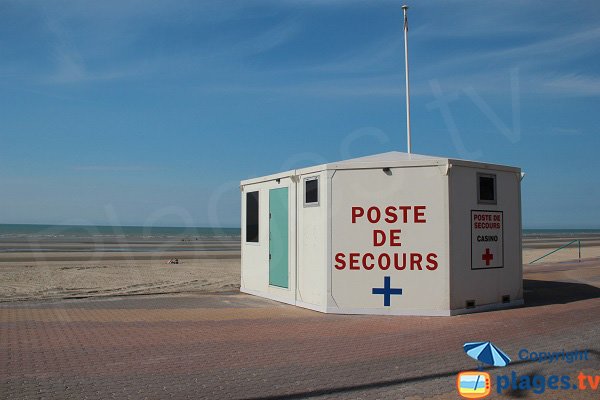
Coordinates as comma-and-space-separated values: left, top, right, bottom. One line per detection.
402, 5, 412, 154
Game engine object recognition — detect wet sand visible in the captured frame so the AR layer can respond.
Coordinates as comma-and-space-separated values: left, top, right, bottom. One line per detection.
1, 234, 598, 302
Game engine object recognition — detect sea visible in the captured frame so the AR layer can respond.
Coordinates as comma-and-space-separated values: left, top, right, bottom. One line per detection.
0, 224, 240, 240
0, 224, 597, 239
0, 224, 598, 254
0, 224, 241, 254
522, 229, 600, 238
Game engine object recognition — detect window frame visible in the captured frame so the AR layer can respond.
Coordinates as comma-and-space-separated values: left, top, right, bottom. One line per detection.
477, 173, 497, 205
303, 176, 320, 207
245, 190, 260, 243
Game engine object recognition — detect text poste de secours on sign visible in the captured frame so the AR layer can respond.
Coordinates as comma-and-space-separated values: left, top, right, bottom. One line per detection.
334, 205, 438, 271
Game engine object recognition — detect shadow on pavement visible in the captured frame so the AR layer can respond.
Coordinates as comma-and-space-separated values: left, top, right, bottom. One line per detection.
244, 351, 599, 400
523, 279, 600, 307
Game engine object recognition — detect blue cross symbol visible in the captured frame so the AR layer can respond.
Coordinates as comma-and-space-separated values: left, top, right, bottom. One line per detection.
372, 276, 403, 306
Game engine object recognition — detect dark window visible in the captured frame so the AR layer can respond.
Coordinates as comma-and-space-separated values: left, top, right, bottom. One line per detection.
478, 174, 496, 204
246, 191, 259, 242
305, 177, 319, 205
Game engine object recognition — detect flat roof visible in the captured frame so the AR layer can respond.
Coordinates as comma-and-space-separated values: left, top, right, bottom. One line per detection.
241, 151, 520, 185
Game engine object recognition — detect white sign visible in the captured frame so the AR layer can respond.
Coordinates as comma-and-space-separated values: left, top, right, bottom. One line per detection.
471, 210, 503, 269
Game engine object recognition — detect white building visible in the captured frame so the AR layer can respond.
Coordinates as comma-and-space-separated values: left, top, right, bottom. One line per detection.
240, 151, 523, 316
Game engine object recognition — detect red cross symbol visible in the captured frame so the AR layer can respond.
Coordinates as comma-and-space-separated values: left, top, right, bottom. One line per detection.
482, 248, 494, 266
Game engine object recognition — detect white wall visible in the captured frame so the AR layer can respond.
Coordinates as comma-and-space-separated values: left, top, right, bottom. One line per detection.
240, 161, 522, 316
240, 177, 297, 305
448, 165, 523, 310
329, 166, 450, 315
295, 171, 328, 310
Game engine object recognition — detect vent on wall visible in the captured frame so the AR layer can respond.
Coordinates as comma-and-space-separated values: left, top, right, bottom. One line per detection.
466, 300, 476, 309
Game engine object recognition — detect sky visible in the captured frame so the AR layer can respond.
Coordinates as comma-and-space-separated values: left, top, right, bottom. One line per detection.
0, 0, 599, 229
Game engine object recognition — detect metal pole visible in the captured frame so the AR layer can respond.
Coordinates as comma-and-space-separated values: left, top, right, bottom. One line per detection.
528, 239, 578, 264
402, 5, 412, 154
578, 240, 581, 262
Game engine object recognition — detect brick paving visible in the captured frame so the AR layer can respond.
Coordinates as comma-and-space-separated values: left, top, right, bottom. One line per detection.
1, 266, 599, 399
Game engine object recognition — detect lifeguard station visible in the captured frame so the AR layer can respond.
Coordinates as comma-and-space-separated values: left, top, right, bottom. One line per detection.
240, 151, 523, 316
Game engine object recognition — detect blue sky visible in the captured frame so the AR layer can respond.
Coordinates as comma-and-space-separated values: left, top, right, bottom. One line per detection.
0, 0, 598, 228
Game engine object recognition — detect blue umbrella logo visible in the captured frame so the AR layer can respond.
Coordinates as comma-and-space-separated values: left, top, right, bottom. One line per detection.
463, 341, 511, 369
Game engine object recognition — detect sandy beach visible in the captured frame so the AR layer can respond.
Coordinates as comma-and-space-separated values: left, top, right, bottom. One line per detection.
0, 235, 241, 302
1, 233, 598, 302
522, 233, 600, 263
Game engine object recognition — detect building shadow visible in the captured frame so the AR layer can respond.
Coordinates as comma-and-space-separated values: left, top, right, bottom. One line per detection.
243, 351, 599, 400
523, 279, 600, 307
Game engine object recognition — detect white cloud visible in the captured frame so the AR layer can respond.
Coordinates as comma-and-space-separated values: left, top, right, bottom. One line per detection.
34, 2, 301, 84
236, 21, 301, 56
423, 26, 600, 75
540, 73, 600, 97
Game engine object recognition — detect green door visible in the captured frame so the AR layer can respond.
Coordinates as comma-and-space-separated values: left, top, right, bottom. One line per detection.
269, 187, 289, 288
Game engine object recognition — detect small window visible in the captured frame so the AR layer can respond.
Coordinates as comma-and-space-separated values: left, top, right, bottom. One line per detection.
477, 173, 496, 204
304, 177, 319, 206
246, 191, 259, 242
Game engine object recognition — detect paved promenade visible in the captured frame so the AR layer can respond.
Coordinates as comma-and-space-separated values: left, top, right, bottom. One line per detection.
1, 261, 599, 399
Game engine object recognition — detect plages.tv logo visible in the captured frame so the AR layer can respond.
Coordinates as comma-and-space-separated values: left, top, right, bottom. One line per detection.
456, 371, 491, 399
456, 341, 511, 399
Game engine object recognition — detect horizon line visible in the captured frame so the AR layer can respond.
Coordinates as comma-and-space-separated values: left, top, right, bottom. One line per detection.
0, 222, 599, 231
